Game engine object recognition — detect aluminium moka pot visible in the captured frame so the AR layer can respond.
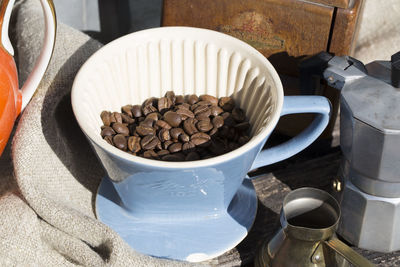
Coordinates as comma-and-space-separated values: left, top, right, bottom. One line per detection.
298, 51, 400, 253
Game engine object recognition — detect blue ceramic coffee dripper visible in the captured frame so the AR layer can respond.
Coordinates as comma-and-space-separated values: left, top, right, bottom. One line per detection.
71, 27, 331, 262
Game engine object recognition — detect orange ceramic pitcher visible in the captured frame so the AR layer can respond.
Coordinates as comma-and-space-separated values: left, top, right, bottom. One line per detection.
0, 0, 56, 156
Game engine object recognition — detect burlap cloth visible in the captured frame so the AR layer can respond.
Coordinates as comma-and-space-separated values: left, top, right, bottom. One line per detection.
0, 0, 205, 266
0, 0, 399, 266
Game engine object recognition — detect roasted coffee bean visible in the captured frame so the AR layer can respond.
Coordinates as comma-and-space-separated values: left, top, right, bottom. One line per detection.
221, 112, 230, 120
209, 138, 226, 155
175, 95, 184, 104
136, 125, 155, 136
100, 92, 251, 161
232, 108, 246, 122
104, 135, 114, 145
163, 140, 173, 150
228, 142, 240, 151
112, 122, 129, 136
223, 113, 236, 127
158, 128, 171, 142
170, 128, 185, 140
227, 128, 236, 140
179, 133, 190, 143
109, 114, 116, 124
209, 126, 219, 137
162, 153, 185, 162
187, 94, 199, 105
196, 100, 212, 106
156, 120, 172, 129
156, 140, 163, 150
197, 119, 213, 132
195, 109, 211, 120
238, 136, 250, 145
129, 124, 137, 135
182, 141, 195, 153
191, 132, 211, 141
194, 104, 211, 120
101, 126, 116, 137
210, 106, 223, 116
141, 117, 155, 127
121, 105, 133, 117
185, 151, 200, 161
199, 94, 218, 106
212, 116, 224, 128
234, 121, 250, 131
193, 104, 209, 116
157, 149, 170, 157
100, 111, 112, 126
179, 102, 191, 110
219, 125, 230, 136
191, 138, 209, 146
219, 112, 236, 127
164, 111, 182, 127
144, 97, 157, 107
168, 142, 182, 153
111, 112, 123, 124
158, 97, 171, 112
121, 113, 135, 124
141, 135, 160, 150
146, 112, 159, 122
183, 118, 198, 135
165, 91, 176, 106
191, 100, 211, 111
196, 147, 208, 156
142, 105, 157, 116
143, 150, 159, 159
131, 105, 142, 118
176, 107, 194, 120
128, 136, 141, 153
191, 132, 211, 146
232, 132, 240, 142
219, 97, 235, 111
113, 134, 127, 150
174, 104, 189, 111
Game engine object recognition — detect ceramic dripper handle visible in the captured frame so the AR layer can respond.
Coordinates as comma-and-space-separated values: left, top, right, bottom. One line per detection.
324, 238, 375, 267
250, 95, 331, 170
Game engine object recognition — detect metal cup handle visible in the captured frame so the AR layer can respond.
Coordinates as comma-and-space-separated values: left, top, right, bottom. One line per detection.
324, 238, 375, 267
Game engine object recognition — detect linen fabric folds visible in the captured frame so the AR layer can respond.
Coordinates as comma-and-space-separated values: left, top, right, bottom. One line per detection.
4, 0, 205, 266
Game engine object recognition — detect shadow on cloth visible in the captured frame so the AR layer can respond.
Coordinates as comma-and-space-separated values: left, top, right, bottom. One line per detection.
40, 39, 104, 215
0, 130, 18, 197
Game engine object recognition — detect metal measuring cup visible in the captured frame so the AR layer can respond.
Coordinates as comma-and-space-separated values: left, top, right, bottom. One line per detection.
255, 187, 374, 267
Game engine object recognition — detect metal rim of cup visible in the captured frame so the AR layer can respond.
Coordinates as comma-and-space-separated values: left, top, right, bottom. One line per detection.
71, 26, 284, 169
281, 187, 341, 241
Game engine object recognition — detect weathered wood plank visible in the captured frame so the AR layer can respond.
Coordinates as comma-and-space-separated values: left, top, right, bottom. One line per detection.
163, 0, 334, 76
329, 0, 364, 56
308, 0, 350, 9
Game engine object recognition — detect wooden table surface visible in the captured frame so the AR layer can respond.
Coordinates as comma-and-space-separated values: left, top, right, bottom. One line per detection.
203, 122, 400, 266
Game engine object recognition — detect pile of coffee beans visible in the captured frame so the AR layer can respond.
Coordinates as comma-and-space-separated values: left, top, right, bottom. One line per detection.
100, 91, 251, 161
